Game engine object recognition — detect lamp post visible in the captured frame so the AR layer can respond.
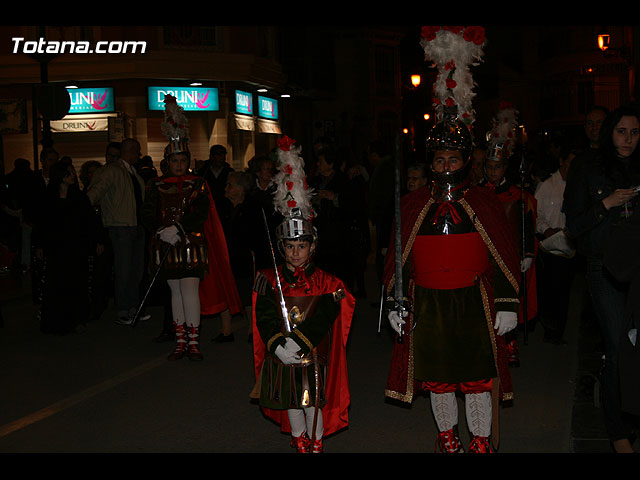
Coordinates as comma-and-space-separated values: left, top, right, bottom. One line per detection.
597, 26, 631, 63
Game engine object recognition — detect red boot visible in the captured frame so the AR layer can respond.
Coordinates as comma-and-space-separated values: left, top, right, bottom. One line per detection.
290, 433, 311, 453
434, 428, 465, 453
186, 325, 204, 361
468, 435, 493, 453
167, 322, 187, 361
311, 438, 323, 453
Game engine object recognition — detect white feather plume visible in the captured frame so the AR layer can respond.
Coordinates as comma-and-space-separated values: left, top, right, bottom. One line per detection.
161, 95, 190, 142
272, 138, 315, 221
487, 104, 519, 158
420, 27, 486, 127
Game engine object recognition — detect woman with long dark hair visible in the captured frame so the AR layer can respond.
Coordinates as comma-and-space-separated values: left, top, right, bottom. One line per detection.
37, 161, 101, 334
564, 104, 640, 453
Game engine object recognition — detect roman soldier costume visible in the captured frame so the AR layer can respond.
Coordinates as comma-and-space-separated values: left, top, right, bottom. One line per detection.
384, 26, 520, 454
252, 136, 354, 453
482, 103, 538, 366
141, 95, 241, 361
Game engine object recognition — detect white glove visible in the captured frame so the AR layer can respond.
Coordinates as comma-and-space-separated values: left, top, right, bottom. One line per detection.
494, 311, 518, 336
521, 257, 533, 272
158, 225, 181, 246
275, 337, 302, 365
388, 310, 407, 335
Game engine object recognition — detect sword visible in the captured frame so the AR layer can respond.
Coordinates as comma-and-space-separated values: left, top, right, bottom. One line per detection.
131, 245, 172, 328
261, 208, 291, 333
392, 134, 411, 343
519, 149, 529, 345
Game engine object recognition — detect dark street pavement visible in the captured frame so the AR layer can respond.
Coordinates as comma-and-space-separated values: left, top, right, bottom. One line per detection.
0, 261, 631, 454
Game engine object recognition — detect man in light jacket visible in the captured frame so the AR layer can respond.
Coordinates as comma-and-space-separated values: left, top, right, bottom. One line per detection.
88, 138, 147, 325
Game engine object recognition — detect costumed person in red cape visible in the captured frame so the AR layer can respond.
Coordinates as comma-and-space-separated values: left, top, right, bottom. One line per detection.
481, 103, 538, 367
251, 136, 354, 453
141, 94, 242, 361
384, 26, 520, 454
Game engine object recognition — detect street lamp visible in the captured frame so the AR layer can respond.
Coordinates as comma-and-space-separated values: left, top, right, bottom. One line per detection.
596, 27, 631, 63
411, 74, 421, 88
597, 28, 610, 51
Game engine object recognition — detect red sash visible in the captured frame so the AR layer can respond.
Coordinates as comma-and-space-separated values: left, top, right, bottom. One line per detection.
412, 233, 488, 289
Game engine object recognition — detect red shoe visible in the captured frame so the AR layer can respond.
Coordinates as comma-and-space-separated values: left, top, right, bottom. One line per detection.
290, 433, 311, 453
311, 439, 323, 453
434, 428, 465, 453
186, 325, 204, 361
167, 323, 187, 361
468, 435, 493, 453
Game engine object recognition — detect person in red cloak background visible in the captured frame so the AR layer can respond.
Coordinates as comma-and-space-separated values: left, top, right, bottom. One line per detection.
384, 26, 520, 454
482, 103, 538, 367
141, 95, 241, 361
251, 136, 354, 453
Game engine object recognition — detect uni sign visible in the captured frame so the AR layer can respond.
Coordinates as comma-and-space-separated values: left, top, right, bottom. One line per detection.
147, 86, 219, 111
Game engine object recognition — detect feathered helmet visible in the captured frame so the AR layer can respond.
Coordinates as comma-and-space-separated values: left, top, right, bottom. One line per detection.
486, 101, 519, 163
272, 135, 317, 251
421, 26, 487, 161
161, 94, 190, 160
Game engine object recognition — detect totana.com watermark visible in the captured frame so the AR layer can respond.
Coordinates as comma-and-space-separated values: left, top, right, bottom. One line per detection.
12, 37, 147, 54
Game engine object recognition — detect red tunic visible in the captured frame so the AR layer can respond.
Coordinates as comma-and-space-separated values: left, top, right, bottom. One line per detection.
492, 183, 538, 324
252, 266, 355, 437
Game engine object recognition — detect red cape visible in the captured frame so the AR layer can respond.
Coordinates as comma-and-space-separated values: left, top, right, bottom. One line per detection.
493, 184, 539, 324
382, 185, 520, 402
161, 174, 242, 316
251, 265, 355, 437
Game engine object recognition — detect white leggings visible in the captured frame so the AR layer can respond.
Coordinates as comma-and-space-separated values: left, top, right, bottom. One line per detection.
167, 277, 201, 327
430, 391, 492, 437
287, 407, 324, 439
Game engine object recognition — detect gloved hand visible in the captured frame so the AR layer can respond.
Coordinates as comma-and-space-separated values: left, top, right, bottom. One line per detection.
275, 337, 302, 365
494, 311, 518, 336
388, 309, 408, 335
158, 225, 181, 246
521, 257, 533, 272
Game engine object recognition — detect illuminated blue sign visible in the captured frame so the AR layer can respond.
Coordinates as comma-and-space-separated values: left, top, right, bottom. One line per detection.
147, 86, 219, 111
258, 95, 278, 120
67, 87, 115, 114
235, 90, 253, 115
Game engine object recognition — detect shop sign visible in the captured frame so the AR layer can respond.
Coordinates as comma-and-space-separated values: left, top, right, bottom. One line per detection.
67, 87, 115, 114
258, 96, 278, 120
50, 114, 113, 133
235, 90, 253, 115
148, 86, 219, 111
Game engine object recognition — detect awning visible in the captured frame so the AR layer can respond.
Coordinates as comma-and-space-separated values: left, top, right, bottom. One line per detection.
257, 118, 281, 134
234, 113, 254, 131
50, 113, 118, 133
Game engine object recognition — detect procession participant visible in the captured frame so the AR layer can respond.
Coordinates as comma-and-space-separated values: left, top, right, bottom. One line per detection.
141, 95, 242, 361
252, 136, 354, 453
482, 103, 538, 366
384, 26, 520, 454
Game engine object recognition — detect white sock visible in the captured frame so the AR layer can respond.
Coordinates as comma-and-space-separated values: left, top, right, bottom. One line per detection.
287, 409, 307, 437
305, 406, 323, 440
465, 392, 492, 437
430, 392, 458, 432
167, 277, 200, 327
